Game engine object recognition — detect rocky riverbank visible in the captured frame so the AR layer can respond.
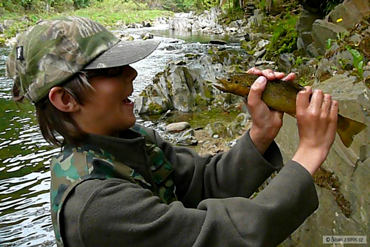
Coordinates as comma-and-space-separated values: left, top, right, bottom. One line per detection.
2, 1, 370, 246
138, 2, 370, 246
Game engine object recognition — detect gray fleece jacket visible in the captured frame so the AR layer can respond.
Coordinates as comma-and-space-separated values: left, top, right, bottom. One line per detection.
61, 126, 318, 247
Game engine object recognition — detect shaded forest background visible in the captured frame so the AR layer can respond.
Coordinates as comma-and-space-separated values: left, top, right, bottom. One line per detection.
1, 0, 345, 14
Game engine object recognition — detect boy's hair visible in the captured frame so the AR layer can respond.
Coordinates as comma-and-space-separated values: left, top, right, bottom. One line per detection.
12, 72, 93, 146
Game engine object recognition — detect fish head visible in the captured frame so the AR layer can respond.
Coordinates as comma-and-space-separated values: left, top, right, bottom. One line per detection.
214, 73, 256, 97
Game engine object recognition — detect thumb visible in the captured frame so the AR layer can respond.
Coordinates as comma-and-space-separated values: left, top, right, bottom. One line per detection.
248, 76, 267, 108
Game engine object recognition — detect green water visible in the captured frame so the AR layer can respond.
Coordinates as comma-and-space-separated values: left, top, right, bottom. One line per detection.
0, 48, 58, 246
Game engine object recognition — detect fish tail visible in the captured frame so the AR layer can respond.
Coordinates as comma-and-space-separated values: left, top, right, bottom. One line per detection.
336, 114, 367, 147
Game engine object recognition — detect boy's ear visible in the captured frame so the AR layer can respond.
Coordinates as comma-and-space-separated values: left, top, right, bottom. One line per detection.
48, 87, 80, 113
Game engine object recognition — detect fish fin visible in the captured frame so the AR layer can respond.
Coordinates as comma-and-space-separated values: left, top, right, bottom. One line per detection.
337, 114, 367, 147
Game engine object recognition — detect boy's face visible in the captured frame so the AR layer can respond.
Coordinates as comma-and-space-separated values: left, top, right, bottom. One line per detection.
76, 65, 138, 136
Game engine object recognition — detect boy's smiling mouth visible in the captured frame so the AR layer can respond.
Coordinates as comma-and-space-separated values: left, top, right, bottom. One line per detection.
123, 98, 132, 104
123, 93, 134, 105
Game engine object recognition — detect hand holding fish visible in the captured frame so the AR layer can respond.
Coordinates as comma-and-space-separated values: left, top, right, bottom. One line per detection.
246, 68, 295, 154
214, 70, 366, 148
292, 87, 338, 175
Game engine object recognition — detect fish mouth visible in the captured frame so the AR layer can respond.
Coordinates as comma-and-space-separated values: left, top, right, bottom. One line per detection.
212, 79, 227, 92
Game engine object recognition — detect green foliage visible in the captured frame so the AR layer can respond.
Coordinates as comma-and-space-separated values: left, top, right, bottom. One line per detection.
346, 45, 364, 79
326, 38, 332, 50
162, 0, 194, 11
265, 14, 298, 59
219, 6, 244, 25
73, 0, 90, 9
1, 0, 83, 12
161, 0, 218, 12
73, 0, 171, 27
295, 56, 303, 66
0, 0, 172, 38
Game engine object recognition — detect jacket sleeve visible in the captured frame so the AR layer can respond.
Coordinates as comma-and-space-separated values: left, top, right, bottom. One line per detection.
62, 161, 318, 247
145, 127, 284, 208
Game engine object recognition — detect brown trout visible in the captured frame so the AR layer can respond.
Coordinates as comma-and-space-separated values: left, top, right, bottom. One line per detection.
214, 73, 367, 148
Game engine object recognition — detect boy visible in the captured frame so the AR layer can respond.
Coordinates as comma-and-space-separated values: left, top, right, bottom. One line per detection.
6, 16, 338, 247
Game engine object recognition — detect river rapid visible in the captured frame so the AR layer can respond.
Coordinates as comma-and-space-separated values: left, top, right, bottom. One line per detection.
0, 25, 239, 246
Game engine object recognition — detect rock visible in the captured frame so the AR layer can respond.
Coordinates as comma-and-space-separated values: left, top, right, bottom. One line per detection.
128, 23, 143, 28
228, 113, 251, 136
166, 122, 191, 133
142, 21, 151, 27
209, 40, 227, 45
277, 53, 294, 73
164, 45, 177, 51
296, 9, 322, 33
176, 129, 198, 146
328, 0, 370, 30
20, 16, 29, 22
244, 33, 250, 42
205, 121, 228, 138
118, 33, 134, 41
141, 33, 154, 40
135, 48, 251, 115
6, 36, 17, 47
255, 39, 270, 50
299, 0, 370, 57
278, 74, 370, 247
255, 60, 275, 67
228, 20, 240, 29
253, 49, 266, 59
169, 7, 223, 34
306, 43, 320, 57
115, 20, 126, 29
311, 19, 348, 55
3, 19, 15, 29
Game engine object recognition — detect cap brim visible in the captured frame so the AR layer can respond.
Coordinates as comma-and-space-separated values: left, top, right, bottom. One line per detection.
84, 40, 160, 70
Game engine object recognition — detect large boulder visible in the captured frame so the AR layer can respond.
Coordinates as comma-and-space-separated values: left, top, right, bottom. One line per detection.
135, 57, 216, 114
278, 75, 370, 246
135, 47, 252, 115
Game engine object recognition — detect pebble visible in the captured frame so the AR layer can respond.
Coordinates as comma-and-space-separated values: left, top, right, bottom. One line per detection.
166, 122, 191, 132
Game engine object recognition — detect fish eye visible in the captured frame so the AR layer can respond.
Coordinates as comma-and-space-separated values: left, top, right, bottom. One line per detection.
227, 78, 231, 82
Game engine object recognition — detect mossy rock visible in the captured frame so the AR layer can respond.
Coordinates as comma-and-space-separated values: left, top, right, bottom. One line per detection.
0, 37, 5, 47
194, 94, 208, 107
148, 102, 166, 115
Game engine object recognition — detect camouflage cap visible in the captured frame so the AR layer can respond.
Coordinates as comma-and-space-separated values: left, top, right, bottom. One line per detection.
6, 16, 160, 103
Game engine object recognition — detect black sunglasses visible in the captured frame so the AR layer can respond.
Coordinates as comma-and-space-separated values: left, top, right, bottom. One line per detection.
84, 66, 124, 78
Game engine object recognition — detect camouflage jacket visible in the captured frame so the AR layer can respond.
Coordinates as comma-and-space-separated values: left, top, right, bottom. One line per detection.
50, 125, 177, 247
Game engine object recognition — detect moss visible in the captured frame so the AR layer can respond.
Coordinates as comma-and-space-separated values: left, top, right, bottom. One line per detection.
203, 84, 213, 99
182, 67, 194, 89
314, 168, 352, 218
0, 37, 5, 47
240, 40, 256, 55
147, 102, 165, 115
185, 53, 200, 59
194, 94, 208, 107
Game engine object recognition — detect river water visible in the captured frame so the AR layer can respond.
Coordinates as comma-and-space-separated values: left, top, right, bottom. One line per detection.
0, 25, 240, 246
